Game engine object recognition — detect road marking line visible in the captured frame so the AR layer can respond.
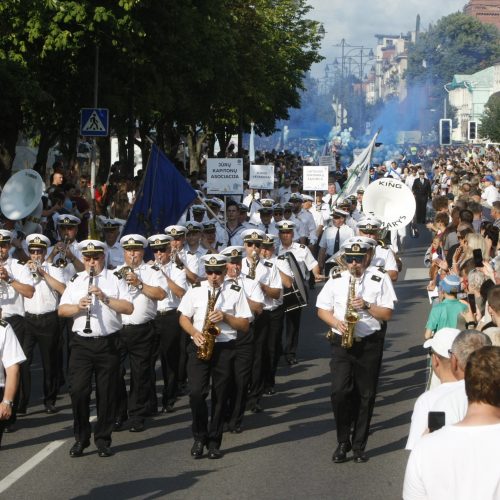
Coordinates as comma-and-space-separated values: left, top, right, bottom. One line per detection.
0, 439, 66, 494
0, 415, 97, 494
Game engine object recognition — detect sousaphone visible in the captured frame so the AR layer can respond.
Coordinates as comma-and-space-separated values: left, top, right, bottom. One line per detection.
0, 169, 44, 229
362, 178, 416, 231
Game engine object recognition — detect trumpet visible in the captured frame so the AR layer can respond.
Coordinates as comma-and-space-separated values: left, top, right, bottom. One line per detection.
121, 255, 137, 289
29, 257, 43, 280
55, 236, 70, 268
151, 255, 162, 271
83, 266, 95, 334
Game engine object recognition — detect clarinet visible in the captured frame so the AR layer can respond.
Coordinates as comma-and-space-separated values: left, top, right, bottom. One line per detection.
83, 266, 95, 334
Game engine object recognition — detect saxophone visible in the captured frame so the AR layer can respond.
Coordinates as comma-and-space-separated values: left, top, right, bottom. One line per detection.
341, 274, 360, 349
196, 287, 221, 361
247, 251, 259, 279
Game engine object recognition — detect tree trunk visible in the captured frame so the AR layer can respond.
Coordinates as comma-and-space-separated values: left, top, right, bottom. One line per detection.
36, 129, 56, 179
186, 125, 207, 174
97, 136, 111, 184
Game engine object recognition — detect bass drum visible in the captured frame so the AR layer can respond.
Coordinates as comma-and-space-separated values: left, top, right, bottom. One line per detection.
282, 251, 308, 313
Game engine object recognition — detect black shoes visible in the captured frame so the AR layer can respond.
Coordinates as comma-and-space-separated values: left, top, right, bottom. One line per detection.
264, 387, 276, 395
161, 403, 175, 413
45, 404, 58, 414
286, 356, 298, 365
250, 404, 263, 413
3, 425, 14, 433
353, 450, 369, 463
208, 447, 223, 459
97, 446, 114, 458
191, 440, 205, 458
113, 419, 125, 432
17, 407, 27, 416
129, 421, 145, 433
332, 442, 352, 463
230, 425, 242, 434
69, 441, 89, 458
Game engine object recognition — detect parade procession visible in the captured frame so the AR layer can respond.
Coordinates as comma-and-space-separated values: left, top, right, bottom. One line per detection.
1, 0, 500, 499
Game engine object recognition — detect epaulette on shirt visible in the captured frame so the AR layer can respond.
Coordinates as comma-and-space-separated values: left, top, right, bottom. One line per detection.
377, 266, 387, 273
191, 282, 201, 288
330, 273, 341, 280
17, 260, 27, 266
299, 244, 306, 249
113, 271, 123, 280
176, 263, 184, 270
230, 283, 241, 292
371, 275, 382, 282
70, 273, 79, 282
264, 261, 273, 268
278, 255, 286, 260
0, 319, 7, 327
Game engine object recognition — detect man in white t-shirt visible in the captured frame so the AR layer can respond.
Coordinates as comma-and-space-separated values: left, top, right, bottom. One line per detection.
481, 175, 499, 207
430, 330, 491, 426
406, 328, 460, 450
403, 346, 500, 500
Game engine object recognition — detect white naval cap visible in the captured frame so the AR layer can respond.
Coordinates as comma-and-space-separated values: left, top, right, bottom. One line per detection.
26, 233, 50, 248
262, 234, 277, 246
0, 229, 13, 243
275, 220, 295, 231
331, 207, 349, 217
260, 198, 275, 208
288, 193, 303, 202
191, 204, 206, 213
301, 194, 314, 202
220, 245, 245, 260
356, 216, 383, 233
201, 253, 228, 268
241, 228, 265, 241
165, 225, 187, 237
340, 238, 373, 255
100, 217, 123, 230
120, 234, 148, 248
186, 221, 204, 232
78, 239, 106, 255
56, 214, 81, 226
147, 234, 173, 247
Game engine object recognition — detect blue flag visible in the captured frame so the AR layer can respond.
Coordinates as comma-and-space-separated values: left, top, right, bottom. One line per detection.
123, 144, 196, 237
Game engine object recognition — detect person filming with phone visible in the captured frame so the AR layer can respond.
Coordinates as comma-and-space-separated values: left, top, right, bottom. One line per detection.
403, 345, 500, 500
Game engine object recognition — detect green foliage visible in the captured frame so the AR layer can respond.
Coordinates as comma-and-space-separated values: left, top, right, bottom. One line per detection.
0, 0, 323, 172
407, 12, 500, 86
479, 93, 500, 142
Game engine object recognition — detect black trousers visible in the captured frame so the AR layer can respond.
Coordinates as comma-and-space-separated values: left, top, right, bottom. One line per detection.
57, 317, 74, 385
68, 333, 120, 447
263, 305, 285, 390
0, 386, 5, 447
227, 327, 254, 428
284, 308, 302, 358
4, 315, 25, 424
117, 322, 154, 424
188, 340, 235, 448
20, 311, 60, 409
247, 311, 270, 407
153, 311, 181, 407
415, 196, 428, 224
329, 330, 384, 451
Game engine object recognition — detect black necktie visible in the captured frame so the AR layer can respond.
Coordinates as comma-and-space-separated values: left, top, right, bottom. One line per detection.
329, 197, 333, 208
333, 229, 340, 254
265, 224, 269, 232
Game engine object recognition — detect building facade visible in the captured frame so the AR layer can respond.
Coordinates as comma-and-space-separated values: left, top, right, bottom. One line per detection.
464, 0, 500, 30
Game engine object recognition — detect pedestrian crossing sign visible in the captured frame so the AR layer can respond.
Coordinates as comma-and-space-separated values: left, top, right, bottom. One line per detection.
80, 108, 109, 137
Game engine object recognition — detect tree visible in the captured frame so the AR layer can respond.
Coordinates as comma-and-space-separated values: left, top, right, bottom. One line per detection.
479, 92, 500, 142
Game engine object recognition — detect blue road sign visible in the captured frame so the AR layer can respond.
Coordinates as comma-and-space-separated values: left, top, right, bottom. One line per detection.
80, 108, 109, 137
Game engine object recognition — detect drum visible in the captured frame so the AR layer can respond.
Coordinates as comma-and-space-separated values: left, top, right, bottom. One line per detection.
282, 251, 308, 312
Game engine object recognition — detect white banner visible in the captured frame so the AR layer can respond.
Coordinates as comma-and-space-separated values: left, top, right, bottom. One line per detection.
206, 158, 243, 195
249, 164, 274, 190
303, 165, 329, 191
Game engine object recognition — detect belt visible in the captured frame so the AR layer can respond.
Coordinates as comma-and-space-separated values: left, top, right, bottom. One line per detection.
76, 332, 118, 340
121, 321, 153, 329
25, 311, 57, 319
156, 310, 177, 316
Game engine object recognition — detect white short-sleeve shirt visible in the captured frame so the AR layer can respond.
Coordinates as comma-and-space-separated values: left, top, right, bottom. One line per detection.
0, 321, 26, 387
157, 262, 188, 311
24, 262, 65, 314
1, 257, 34, 318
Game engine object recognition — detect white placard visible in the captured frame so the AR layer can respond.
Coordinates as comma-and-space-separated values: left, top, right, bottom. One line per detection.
206, 158, 243, 195
249, 164, 274, 190
319, 155, 336, 172
303, 165, 329, 191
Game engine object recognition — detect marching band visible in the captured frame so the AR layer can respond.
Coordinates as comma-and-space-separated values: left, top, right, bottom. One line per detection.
0, 173, 403, 462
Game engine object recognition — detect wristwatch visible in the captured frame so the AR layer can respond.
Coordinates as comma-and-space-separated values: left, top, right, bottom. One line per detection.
6, 277, 14, 285
1, 399, 13, 407
363, 301, 372, 310
137, 282, 144, 291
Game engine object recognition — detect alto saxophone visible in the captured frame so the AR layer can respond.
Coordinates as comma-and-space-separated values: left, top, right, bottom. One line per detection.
197, 287, 221, 361
341, 274, 360, 349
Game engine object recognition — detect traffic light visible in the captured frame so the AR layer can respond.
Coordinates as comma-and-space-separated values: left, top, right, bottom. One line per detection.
468, 121, 477, 141
439, 119, 452, 146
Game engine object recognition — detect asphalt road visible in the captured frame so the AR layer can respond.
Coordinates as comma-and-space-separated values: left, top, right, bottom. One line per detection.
0, 229, 432, 500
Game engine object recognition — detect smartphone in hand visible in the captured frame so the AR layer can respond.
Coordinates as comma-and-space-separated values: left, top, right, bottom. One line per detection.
473, 248, 483, 268
467, 293, 477, 315
428, 411, 446, 433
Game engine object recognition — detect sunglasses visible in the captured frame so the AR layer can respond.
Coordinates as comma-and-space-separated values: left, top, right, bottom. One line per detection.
245, 242, 261, 248
29, 249, 44, 254
83, 254, 103, 261
205, 270, 223, 275
344, 255, 365, 264
153, 247, 169, 253
332, 215, 343, 219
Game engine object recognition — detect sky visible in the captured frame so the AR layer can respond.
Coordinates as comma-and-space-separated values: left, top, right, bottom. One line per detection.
307, 0, 467, 78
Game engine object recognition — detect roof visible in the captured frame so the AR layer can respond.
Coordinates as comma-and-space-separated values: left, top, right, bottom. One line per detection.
447, 63, 500, 91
